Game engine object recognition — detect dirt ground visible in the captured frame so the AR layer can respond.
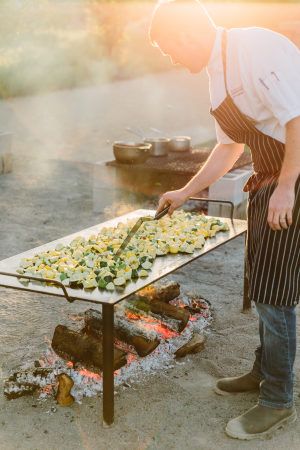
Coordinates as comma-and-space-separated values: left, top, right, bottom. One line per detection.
0, 76, 300, 449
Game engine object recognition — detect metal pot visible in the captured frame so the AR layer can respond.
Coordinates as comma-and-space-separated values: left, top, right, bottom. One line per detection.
113, 141, 151, 164
169, 136, 191, 153
143, 137, 170, 156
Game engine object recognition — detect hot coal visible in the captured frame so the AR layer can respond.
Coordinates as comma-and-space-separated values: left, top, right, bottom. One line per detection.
183, 297, 210, 315
3, 284, 213, 403
4, 367, 54, 400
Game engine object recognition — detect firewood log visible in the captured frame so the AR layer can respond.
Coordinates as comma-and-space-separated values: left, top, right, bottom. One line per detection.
52, 325, 127, 372
124, 298, 190, 332
150, 301, 190, 332
175, 333, 205, 358
4, 368, 53, 400
84, 309, 160, 357
56, 373, 74, 407
132, 281, 180, 303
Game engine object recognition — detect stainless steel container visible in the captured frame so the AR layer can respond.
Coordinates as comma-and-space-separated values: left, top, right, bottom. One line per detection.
113, 141, 151, 164
143, 137, 170, 156
169, 136, 191, 153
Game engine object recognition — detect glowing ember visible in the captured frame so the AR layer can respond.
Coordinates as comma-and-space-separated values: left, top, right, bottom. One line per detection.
189, 316, 198, 322
115, 339, 135, 354
146, 322, 177, 340
126, 353, 138, 365
171, 298, 187, 308
40, 385, 54, 395
125, 311, 178, 339
125, 311, 145, 321
78, 368, 101, 380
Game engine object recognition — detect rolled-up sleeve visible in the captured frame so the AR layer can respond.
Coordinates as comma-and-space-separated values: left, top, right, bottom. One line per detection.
214, 119, 235, 144
253, 36, 300, 127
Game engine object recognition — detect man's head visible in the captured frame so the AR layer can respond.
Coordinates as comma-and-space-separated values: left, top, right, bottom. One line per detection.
149, 0, 216, 73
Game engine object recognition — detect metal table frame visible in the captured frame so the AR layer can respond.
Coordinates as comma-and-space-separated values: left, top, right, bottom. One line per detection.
0, 199, 248, 426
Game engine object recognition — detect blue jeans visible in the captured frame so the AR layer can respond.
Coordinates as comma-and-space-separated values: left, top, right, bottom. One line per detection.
251, 303, 297, 409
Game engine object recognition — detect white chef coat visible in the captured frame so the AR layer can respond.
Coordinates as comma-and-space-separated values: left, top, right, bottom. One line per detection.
206, 26, 300, 145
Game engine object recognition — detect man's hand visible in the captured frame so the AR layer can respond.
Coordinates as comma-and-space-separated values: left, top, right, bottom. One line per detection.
267, 185, 295, 231
269, 116, 300, 231
157, 189, 188, 216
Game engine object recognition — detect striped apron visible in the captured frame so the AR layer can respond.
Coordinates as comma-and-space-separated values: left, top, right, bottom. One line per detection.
210, 31, 300, 307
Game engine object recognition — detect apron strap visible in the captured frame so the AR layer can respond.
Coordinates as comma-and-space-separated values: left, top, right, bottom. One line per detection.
222, 30, 229, 96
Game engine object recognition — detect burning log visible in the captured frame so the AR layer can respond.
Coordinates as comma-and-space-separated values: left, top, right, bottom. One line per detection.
83, 309, 160, 357
4, 382, 38, 400
56, 373, 74, 407
123, 281, 189, 332
125, 298, 190, 332
4, 367, 53, 400
133, 281, 180, 304
148, 301, 190, 332
52, 325, 127, 372
175, 333, 206, 358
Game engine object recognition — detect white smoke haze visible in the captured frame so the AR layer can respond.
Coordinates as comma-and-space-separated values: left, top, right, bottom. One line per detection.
0, 1, 299, 99
0, 0, 168, 99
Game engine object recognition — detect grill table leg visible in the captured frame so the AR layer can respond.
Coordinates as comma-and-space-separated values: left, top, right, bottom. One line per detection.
102, 304, 114, 427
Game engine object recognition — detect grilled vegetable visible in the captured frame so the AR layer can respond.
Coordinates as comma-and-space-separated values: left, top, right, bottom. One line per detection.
18, 212, 229, 292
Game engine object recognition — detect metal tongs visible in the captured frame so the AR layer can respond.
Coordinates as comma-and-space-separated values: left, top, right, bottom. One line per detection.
114, 205, 170, 258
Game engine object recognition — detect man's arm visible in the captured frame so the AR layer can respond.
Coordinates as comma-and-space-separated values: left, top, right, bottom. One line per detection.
157, 142, 244, 214
268, 116, 300, 231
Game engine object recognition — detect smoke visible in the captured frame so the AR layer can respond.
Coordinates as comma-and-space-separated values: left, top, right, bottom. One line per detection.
0, 0, 167, 99
0, 1, 299, 99
0, 0, 111, 98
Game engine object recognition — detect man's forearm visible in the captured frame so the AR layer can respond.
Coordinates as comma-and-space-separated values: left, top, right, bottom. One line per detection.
181, 142, 244, 198
278, 117, 300, 189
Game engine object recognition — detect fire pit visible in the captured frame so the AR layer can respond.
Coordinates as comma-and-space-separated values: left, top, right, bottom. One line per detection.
3, 283, 210, 406
0, 204, 247, 426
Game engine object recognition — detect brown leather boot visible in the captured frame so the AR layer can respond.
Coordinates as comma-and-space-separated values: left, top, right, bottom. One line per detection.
215, 372, 260, 395
226, 404, 297, 440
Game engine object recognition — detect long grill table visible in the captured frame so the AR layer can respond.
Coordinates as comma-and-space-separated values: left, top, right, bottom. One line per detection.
0, 208, 247, 426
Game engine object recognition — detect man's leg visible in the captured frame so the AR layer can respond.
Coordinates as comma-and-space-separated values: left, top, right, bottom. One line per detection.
215, 312, 262, 395
250, 312, 264, 382
226, 302, 297, 440
257, 302, 296, 409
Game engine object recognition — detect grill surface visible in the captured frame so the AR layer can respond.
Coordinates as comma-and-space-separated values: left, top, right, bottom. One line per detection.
106, 148, 252, 176
0, 210, 247, 305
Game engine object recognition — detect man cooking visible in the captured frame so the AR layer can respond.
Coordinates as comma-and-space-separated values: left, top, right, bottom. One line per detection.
149, 0, 300, 441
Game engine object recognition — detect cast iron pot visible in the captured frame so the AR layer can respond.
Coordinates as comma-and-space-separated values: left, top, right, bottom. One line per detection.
143, 137, 170, 157
113, 141, 151, 164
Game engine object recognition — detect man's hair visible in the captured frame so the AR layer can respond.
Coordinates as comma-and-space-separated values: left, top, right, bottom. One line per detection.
149, 0, 215, 47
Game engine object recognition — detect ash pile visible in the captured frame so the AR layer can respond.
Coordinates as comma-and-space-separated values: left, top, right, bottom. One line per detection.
4, 281, 212, 404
